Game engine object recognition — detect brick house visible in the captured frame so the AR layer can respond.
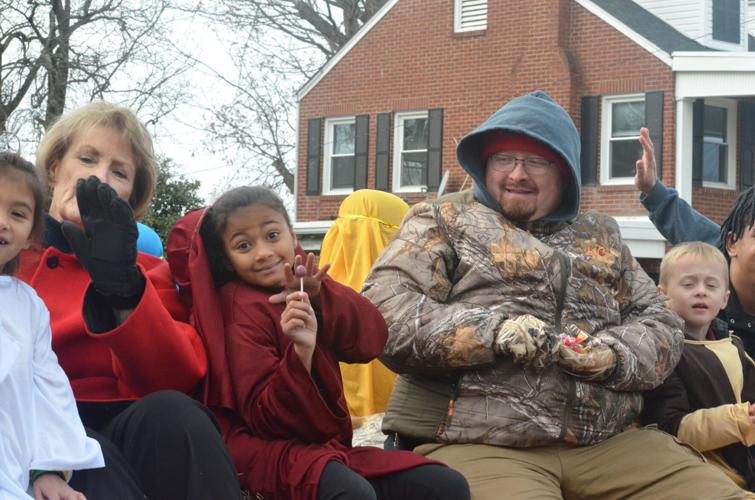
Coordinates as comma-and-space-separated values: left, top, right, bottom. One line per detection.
294, 0, 755, 274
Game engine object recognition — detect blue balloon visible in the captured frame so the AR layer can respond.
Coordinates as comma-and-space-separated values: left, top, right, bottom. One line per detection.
137, 222, 164, 258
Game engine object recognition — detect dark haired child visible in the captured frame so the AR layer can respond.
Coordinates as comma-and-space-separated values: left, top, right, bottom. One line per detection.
167, 186, 469, 500
642, 242, 755, 492
0, 152, 103, 499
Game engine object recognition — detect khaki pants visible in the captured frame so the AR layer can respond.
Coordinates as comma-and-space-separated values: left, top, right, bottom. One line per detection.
415, 427, 748, 500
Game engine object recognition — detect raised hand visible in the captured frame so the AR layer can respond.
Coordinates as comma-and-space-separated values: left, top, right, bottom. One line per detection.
61, 176, 144, 303
269, 252, 330, 307
635, 127, 658, 194
280, 291, 318, 372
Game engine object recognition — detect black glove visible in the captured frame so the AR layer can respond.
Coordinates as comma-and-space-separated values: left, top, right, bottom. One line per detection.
62, 176, 145, 308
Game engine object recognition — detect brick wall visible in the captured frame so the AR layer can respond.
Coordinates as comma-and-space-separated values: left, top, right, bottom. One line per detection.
297, 0, 733, 226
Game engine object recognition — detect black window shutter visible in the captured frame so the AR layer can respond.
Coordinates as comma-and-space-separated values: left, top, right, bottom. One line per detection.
645, 91, 664, 180
354, 114, 369, 190
692, 99, 705, 187
375, 112, 391, 191
739, 101, 755, 190
306, 118, 322, 195
580, 96, 599, 186
426, 108, 444, 191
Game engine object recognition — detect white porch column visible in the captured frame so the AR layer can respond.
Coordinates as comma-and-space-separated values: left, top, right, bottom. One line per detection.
674, 97, 694, 203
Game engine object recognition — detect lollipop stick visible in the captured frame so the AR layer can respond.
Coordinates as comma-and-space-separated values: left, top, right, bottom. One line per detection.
295, 265, 307, 297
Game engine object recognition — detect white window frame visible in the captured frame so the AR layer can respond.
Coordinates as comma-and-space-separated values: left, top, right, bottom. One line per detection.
392, 111, 429, 193
600, 94, 645, 186
322, 116, 356, 195
454, 0, 488, 33
701, 97, 737, 190
704, 0, 745, 50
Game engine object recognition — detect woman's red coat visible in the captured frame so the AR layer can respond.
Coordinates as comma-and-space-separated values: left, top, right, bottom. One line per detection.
16, 245, 207, 402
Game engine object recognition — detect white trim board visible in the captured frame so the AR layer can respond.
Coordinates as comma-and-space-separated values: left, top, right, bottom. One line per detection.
294, 220, 334, 234
614, 216, 667, 259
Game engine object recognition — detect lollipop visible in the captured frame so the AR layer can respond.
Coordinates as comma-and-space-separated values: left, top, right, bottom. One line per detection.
559, 330, 591, 354
295, 265, 307, 294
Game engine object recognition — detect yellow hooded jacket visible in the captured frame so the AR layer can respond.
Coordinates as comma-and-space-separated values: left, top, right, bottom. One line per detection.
320, 189, 409, 418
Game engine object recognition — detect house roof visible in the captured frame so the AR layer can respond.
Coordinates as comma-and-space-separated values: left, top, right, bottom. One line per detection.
298, 0, 721, 101
297, 0, 399, 101
590, 0, 713, 54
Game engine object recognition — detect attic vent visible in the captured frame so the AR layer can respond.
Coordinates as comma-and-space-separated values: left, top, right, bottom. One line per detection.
454, 0, 487, 33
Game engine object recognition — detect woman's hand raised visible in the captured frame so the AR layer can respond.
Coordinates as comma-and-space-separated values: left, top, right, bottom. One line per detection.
61, 176, 145, 307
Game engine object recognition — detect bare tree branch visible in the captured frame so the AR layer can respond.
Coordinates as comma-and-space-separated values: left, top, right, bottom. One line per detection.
189, 0, 386, 194
0, 0, 194, 140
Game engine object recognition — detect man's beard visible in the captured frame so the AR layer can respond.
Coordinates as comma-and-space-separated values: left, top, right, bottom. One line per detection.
499, 187, 538, 221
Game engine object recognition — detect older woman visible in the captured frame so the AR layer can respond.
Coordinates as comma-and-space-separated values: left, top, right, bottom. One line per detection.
17, 102, 240, 499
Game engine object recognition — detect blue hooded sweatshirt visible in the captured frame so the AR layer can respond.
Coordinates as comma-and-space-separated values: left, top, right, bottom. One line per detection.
455, 90, 581, 222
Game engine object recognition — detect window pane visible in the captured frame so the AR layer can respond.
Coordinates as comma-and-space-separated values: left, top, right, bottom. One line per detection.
703, 106, 726, 140
403, 118, 429, 150
611, 101, 645, 138
610, 139, 642, 178
331, 156, 354, 189
703, 143, 727, 183
333, 123, 355, 155
712, 0, 740, 44
401, 151, 427, 187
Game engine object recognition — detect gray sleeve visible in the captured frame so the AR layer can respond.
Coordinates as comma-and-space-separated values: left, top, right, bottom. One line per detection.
640, 180, 721, 246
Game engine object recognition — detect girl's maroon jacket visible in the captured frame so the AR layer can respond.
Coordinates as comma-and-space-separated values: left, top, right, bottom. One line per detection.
167, 209, 435, 499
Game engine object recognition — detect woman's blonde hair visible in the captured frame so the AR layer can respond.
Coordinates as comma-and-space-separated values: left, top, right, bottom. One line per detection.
36, 101, 157, 218
659, 241, 729, 289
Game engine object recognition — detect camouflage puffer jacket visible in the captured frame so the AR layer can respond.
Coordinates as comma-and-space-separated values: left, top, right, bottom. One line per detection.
362, 191, 683, 448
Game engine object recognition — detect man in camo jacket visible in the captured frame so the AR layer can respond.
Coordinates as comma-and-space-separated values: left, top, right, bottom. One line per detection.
363, 91, 747, 499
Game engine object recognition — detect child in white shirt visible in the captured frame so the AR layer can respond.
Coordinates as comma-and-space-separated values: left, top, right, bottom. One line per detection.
0, 152, 103, 500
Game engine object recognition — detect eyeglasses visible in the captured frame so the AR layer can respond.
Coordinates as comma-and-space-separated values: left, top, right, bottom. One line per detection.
488, 153, 554, 175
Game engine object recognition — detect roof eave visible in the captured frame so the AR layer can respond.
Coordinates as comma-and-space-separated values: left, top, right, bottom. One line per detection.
575, 0, 672, 67
671, 51, 755, 72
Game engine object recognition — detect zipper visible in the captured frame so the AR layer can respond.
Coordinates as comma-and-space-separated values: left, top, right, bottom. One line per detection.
554, 252, 575, 441
438, 378, 461, 438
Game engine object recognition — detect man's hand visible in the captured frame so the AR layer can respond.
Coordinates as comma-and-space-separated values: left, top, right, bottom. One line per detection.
634, 127, 657, 194
494, 314, 553, 365
61, 176, 143, 301
557, 325, 617, 382
748, 403, 755, 427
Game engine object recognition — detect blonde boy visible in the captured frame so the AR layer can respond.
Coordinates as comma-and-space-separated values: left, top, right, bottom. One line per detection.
642, 241, 755, 491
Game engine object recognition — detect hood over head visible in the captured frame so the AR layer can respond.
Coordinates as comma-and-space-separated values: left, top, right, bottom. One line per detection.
456, 90, 581, 222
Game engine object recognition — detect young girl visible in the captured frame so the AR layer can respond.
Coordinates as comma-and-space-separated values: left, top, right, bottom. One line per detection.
167, 186, 469, 500
0, 152, 103, 499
